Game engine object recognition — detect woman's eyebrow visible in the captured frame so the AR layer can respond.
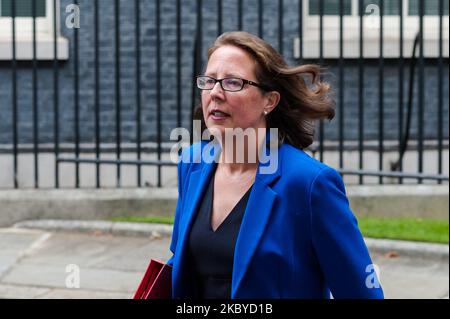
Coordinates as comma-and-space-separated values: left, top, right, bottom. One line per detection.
204, 72, 243, 78
225, 73, 243, 78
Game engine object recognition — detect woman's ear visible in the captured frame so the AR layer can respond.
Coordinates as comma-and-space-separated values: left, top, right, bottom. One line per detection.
264, 91, 280, 114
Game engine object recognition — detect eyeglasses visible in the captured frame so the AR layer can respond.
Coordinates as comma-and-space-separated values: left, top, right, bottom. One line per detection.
196, 75, 269, 92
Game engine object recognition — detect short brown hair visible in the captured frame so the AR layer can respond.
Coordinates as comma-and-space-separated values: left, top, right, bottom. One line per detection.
194, 31, 335, 150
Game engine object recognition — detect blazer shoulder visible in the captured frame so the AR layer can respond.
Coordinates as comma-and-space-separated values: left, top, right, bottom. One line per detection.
280, 143, 339, 185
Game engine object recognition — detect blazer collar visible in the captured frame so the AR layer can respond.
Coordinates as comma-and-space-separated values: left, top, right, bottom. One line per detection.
173, 132, 283, 298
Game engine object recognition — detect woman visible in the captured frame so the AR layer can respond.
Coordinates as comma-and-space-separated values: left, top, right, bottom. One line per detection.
167, 31, 383, 299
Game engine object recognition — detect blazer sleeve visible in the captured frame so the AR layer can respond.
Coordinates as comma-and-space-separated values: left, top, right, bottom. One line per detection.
309, 167, 384, 299
166, 160, 184, 267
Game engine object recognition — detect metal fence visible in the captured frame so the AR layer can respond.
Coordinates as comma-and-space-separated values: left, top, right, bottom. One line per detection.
0, 0, 448, 189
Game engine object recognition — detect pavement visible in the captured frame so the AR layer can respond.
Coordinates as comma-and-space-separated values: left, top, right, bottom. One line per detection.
0, 220, 448, 299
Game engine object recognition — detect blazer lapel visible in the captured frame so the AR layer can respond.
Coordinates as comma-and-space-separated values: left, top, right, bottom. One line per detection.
231, 146, 282, 298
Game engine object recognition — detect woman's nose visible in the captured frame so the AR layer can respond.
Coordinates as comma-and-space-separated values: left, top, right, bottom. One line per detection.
209, 81, 224, 98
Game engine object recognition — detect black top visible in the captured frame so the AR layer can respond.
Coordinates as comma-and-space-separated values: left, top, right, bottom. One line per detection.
187, 170, 253, 299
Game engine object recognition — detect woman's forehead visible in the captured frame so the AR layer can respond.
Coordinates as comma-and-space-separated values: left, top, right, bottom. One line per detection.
206, 45, 256, 77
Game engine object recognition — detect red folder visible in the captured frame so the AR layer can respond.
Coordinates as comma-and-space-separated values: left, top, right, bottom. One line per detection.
133, 259, 172, 299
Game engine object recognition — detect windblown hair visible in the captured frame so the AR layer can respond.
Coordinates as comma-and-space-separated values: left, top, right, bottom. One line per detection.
194, 31, 335, 150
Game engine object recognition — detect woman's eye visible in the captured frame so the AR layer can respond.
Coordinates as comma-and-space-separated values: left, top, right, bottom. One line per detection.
225, 79, 240, 86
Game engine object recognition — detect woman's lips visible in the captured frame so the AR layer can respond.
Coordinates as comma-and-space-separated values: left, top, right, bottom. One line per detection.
209, 110, 230, 120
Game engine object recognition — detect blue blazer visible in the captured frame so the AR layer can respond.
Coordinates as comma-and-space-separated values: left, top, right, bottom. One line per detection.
167, 139, 384, 299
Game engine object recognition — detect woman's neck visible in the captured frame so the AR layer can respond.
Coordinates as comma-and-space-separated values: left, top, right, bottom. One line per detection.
217, 127, 266, 175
